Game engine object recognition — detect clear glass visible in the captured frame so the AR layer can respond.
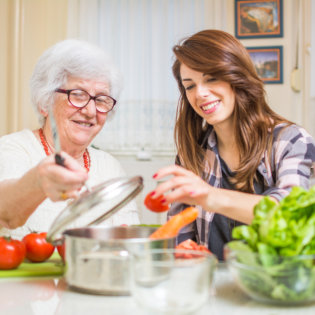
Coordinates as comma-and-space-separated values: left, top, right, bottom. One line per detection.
130, 248, 216, 314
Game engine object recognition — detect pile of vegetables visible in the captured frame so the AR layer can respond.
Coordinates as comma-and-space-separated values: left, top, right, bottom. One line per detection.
227, 186, 315, 303
0, 232, 64, 270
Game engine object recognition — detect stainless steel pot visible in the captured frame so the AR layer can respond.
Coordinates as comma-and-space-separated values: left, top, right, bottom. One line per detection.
63, 226, 175, 295
46, 176, 174, 295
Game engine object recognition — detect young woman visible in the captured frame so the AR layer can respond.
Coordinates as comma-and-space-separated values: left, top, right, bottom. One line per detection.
151, 30, 315, 260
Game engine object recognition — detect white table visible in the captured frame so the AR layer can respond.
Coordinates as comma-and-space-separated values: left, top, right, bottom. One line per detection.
0, 263, 314, 315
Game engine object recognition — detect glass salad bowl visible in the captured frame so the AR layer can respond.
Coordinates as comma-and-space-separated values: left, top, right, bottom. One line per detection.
130, 248, 217, 314
224, 243, 315, 305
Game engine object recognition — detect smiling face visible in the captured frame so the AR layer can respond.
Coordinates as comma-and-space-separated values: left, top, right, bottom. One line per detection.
180, 63, 236, 130
45, 76, 110, 154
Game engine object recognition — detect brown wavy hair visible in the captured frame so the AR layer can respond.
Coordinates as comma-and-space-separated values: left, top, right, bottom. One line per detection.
172, 29, 291, 192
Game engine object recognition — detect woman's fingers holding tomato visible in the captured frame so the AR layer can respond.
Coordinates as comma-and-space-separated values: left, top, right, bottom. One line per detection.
151, 164, 216, 209
153, 173, 212, 208
157, 185, 195, 205
150, 173, 195, 201
144, 192, 169, 212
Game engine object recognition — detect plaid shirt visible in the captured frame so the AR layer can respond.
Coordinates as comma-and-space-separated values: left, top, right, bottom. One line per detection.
168, 123, 315, 248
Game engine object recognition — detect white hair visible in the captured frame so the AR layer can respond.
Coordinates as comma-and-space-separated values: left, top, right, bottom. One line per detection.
30, 39, 122, 125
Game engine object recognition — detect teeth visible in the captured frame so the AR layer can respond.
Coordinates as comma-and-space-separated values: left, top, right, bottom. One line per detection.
201, 100, 220, 111
77, 122, 92, 127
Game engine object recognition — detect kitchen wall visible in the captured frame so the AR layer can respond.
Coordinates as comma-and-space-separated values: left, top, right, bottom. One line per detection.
117, 0, 315, 223
226, 0, 313, 138
0, 0, 68, 136
0, 0, 314, 224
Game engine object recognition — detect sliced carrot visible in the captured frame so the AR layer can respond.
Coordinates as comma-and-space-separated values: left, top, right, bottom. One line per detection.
149, 206, 198, 239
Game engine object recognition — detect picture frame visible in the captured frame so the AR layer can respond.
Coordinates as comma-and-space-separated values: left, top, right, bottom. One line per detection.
235, 0, 283, 39
247, 46, 283, 84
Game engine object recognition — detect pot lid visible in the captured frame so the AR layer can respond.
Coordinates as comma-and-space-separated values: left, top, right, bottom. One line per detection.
46, 176, 143, 244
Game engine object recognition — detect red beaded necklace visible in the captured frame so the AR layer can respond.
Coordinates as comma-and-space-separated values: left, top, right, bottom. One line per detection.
39, 128, 90, 172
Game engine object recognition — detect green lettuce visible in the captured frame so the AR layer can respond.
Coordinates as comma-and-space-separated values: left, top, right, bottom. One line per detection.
227, 185, 315, 303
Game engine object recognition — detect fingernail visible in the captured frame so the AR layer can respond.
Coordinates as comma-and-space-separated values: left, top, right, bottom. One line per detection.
189, 191, 195, 196
150, 191, 156, 197
153, 173, 158, 178
161, 198, 167, 204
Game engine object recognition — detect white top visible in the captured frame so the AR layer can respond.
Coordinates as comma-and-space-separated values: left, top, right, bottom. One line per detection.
0, 129, 139, 239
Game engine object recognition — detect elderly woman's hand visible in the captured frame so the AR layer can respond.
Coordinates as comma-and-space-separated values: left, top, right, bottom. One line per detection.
151, 165, 216, 211
36, 151, 89, 201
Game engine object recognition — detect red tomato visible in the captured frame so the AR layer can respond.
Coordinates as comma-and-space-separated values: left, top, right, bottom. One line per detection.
57, 243, 65, 262
176, 239, 199, 251
175, 239, 211, 258
0, 237, 26, 269
22, 232, 55, 262
196, 244, 211, 253
144, 192, 169, 212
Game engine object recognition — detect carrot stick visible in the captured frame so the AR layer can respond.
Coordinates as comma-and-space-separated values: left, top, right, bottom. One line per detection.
149, 206, 198, 239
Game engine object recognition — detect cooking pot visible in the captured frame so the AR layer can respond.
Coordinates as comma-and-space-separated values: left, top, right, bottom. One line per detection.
46, 176, 175, 295
63, 226, 174, 295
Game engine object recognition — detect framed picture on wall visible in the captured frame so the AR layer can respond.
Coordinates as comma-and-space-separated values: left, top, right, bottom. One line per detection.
247, 46, 283, 84
235, 0, 283, 38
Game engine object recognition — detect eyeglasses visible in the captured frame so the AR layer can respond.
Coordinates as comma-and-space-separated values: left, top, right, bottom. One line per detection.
55, 88, 116, 113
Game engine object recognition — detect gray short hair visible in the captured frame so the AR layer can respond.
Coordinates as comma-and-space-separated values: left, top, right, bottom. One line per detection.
30, 39, 122, 125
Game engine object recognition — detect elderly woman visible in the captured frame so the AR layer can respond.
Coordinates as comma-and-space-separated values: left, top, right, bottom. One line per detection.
0, 39, 139, 239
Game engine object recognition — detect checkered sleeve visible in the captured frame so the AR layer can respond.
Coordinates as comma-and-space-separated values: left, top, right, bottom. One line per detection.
265, 125, 315, 201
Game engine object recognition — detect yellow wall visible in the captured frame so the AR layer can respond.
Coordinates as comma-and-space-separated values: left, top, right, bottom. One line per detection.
0, 0, 68, 136
0, 0, 313, 138
225, 0, 313, 137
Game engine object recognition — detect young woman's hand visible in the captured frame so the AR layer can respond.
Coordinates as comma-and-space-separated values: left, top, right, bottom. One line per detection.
35, 151, 88, 201
151, 165, 216, 211
152, 165, 266, 224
